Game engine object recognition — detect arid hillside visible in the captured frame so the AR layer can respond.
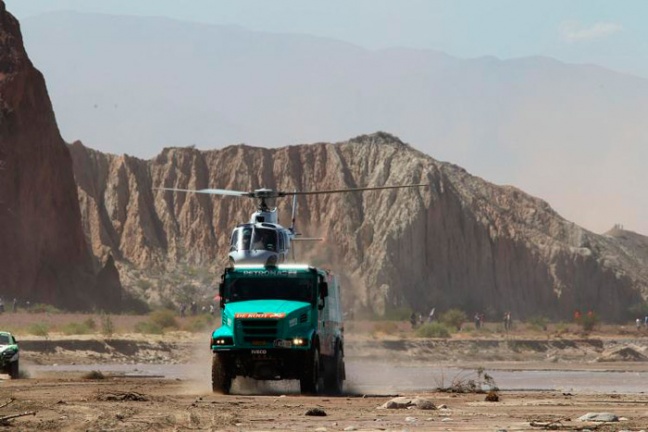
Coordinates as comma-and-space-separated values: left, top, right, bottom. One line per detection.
69, 134, 647, 320
0, 1, 122, 310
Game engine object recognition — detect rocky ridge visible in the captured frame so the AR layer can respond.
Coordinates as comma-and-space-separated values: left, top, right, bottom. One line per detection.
0, 2, 122, 310
69, 133, 647, 320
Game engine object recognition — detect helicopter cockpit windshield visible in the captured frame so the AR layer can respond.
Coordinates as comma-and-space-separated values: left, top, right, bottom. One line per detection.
231, 226, 277, 252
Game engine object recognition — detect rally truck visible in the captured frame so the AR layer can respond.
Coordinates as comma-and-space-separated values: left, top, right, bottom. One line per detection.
210, 264, 345, 395
0, 331, 19, 379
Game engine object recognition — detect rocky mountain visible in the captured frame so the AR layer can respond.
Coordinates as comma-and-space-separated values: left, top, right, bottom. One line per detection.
0, 2, 122, 310
69, 133, 647, 321
20, 12, 648, 234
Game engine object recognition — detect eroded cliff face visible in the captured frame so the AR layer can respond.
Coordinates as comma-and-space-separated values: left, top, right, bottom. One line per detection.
69, 132, 646, 320
0, 2, 121, 310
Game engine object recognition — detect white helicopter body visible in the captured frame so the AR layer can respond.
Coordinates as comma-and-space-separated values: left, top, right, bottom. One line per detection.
160, 185, 426, 266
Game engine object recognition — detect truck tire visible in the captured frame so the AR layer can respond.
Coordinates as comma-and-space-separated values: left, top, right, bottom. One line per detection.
9, 360, 19, 379
211, 353, 232, 394
299, 347, 321, 395
324, 348, 344, 395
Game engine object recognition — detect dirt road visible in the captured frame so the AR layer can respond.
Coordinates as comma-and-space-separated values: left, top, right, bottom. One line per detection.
2, 374, 647, 431
2, 328, 648, 430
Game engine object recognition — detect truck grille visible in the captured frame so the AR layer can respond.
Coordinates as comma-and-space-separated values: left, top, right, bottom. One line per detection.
237, 319, 279, 345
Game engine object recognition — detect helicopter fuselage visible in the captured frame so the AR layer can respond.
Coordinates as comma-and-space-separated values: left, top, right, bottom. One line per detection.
228, 222, 292, 265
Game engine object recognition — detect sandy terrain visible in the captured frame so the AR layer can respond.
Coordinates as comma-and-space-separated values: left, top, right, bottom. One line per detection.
1, 317, 648, 430
2, 374, 648, 431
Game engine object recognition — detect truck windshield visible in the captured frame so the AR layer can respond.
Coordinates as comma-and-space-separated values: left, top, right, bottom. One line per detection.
225, 277, 315, 303
0, 335, 10, 344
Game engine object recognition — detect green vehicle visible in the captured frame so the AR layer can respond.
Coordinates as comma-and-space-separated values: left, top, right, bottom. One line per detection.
0, 331, 19, 379
210, 264, 345, 395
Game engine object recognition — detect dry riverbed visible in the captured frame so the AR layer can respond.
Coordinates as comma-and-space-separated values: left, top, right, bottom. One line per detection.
2, 317, 648, 430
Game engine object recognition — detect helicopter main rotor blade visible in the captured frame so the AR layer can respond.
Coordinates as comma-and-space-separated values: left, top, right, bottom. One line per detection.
158, 187, 251, 197
279, 183, 428, 196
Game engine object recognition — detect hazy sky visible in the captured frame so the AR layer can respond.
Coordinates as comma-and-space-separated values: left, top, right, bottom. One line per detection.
8, 0, 648, 78
6, 0, 647, 235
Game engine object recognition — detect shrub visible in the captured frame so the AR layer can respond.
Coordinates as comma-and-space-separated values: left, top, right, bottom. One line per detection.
382, 306, 414, 321
436, 367, 498, 393
82, 370, 105, 380
526, 316, 548, 332
554, 322, 569, 334
135, 321, 164, 334
628, 301, 648, 317
99, 312, 115, 337
61, 322, 91, 335
416, 322, 451, 338
184, 314, 214, 333
27, 323, 49, 337
440, 309, 467, 331
577, 312, 599, 332
372, 321, 399, 335
83, 317, 97, 330
150, 309, 179, 330
28, 303, 61, 314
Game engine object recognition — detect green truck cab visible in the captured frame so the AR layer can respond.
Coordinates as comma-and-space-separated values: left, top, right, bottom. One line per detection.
210, 264, 345, 395
0, 331, 19, 379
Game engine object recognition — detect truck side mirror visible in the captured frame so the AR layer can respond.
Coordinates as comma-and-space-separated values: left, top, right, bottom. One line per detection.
318, 298, 326, 311
319, 281, 328, 298
219, 283, 225, 309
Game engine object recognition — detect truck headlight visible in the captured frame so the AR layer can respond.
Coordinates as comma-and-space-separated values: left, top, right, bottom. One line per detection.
212, 337, 233, 346
292, 337, 307, 346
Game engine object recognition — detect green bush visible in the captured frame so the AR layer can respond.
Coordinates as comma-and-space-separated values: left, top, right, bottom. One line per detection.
382, 306, 414, 321
99, 312, 115, 337
83, 317, 97, 330
150, 309, 179, 330
61, 322, 91, 335
416, 322, 451, 338
184, 314, 214, 333
526, 316, 549, 332
135, 321, 164, 334
27, 323, 49, 337
440, 309, 467, 331
372, 321, 399, 335
28, 303, 61, 314
554, 322, 569, 334
577, 312, 599, 332
628, 302, 648, 317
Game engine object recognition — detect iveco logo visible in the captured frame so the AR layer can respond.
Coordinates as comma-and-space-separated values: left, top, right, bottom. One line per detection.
251, 349, 267, 355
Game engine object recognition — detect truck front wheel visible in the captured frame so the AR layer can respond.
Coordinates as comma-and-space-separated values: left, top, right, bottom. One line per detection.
9, 360, 19, 379
211, 353, 232, 394
300, 347, 321, 395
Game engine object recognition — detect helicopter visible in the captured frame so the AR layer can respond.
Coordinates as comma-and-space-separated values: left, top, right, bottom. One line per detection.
160, 184, 427, 266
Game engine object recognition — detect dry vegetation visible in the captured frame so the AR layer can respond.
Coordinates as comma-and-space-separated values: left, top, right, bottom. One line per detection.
2, 306, 647, 341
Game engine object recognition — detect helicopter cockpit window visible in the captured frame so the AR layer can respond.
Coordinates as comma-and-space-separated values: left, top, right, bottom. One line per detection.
229, 229, 240, 251
278, 232, 284, 251
251, 228, 277, 251
239, 227, 253, 251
